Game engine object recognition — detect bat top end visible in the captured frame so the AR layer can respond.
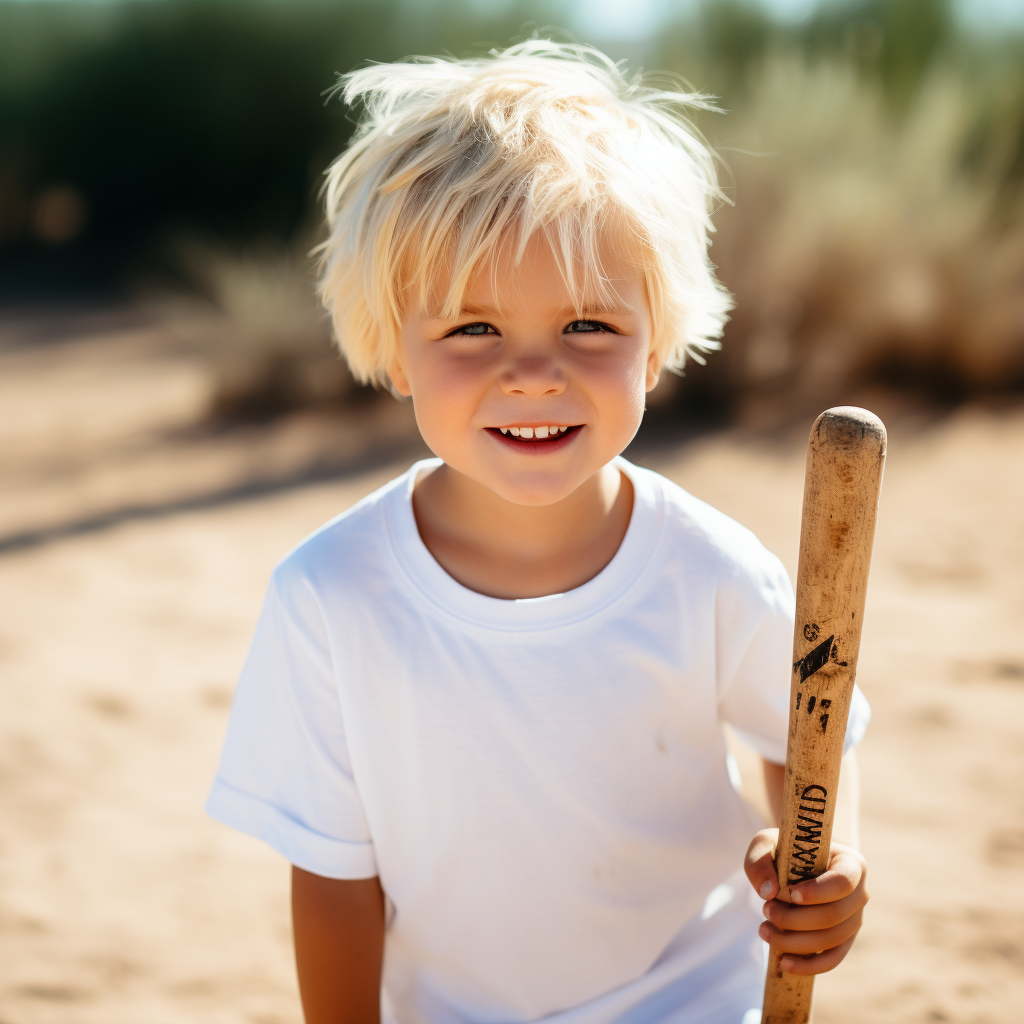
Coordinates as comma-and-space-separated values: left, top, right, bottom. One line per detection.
811, 406, 887, 457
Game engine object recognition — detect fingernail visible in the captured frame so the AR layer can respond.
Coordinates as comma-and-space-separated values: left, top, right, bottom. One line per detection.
791, 889, 804, 902
759, 881, 773, 898
758, 923, 770, 941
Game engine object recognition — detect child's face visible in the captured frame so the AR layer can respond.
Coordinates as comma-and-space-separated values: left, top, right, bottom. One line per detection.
391, 232, 660, 506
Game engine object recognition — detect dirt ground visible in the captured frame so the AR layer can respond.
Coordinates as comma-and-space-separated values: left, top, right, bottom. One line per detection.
2, 310, 1022, 1024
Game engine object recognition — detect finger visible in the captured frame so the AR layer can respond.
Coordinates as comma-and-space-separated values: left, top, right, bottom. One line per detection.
764, 885, 869, 931
787, 846, 866, 906
744, 829, 779, 901
779, 934, 857, 976
758, 908, 863, 956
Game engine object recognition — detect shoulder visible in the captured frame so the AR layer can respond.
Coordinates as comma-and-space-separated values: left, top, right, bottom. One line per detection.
269, 462, 422, 605
626, 461, 791, 595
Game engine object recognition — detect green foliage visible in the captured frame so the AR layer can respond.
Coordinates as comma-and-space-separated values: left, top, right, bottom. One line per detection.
692, 1, 777, 88
658, 1, 1024, 221
802, 0, 954, 105
0, 0, 559, 263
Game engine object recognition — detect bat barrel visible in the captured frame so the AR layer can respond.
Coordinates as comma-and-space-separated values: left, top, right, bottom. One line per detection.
761, 407, 886, 1024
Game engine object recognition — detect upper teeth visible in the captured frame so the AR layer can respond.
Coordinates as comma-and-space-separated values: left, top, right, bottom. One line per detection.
500, 426, 569, 438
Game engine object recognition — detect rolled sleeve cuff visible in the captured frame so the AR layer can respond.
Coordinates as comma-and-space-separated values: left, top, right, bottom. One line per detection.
729, 726, 787, 766
205, 777, 378, 880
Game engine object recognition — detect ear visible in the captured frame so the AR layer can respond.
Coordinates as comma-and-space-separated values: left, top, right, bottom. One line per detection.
645, 350, 663, 393
388, 358, 412, 398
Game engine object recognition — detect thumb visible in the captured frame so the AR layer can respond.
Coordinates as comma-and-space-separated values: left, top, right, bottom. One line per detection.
744, 828, 779, 901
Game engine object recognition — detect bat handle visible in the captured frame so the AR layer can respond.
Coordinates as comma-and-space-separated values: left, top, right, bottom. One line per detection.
761, 817, 834, 1024
762, 949, 814, 1023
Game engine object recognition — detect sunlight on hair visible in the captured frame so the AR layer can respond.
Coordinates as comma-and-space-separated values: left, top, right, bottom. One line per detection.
317, 40, 732, 386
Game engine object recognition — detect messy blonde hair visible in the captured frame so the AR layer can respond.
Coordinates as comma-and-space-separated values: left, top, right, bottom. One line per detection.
318, 39, 731, 386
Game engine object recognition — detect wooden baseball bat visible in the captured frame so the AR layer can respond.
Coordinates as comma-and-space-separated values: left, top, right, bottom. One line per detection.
760, 406, 886, 1024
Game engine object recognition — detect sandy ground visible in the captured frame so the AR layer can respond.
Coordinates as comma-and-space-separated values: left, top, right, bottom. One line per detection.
1, 312, 1023, 1024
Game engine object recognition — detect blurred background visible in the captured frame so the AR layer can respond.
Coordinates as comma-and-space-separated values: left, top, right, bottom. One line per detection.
1, 2, 1023, 1023
3, 0, 1023, 431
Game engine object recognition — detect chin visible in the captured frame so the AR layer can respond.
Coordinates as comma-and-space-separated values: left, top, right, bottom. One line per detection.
487, 470, 585, 507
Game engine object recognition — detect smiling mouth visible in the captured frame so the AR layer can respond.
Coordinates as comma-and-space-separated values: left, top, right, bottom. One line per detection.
486, 424, 583, 446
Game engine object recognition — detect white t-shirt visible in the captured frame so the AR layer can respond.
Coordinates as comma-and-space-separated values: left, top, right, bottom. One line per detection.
207, 458, 869, 1024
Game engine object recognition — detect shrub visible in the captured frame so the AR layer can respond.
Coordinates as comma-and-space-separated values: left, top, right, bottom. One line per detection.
173, 240, 356, 418
700, 54, 1024, 414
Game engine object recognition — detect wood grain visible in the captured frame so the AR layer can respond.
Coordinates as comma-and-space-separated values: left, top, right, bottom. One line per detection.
761, 407, 886, 1024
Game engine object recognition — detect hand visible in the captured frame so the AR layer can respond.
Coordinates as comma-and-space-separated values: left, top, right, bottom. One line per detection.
744, 828, 869, 975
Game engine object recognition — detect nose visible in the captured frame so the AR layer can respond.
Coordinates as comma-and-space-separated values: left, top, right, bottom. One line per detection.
498, 355, 567, 398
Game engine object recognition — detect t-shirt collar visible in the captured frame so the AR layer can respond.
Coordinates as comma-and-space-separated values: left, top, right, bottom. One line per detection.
384, 456, 663, 634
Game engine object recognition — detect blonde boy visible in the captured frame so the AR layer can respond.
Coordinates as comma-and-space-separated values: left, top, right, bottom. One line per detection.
208, 41, 870, 1024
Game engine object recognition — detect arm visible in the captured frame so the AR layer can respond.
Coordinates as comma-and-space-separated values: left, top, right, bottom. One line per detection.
746, 751, 868, 975
291, 867, 385, 1024
762, 750, 860, 846
762, 758, 785, 828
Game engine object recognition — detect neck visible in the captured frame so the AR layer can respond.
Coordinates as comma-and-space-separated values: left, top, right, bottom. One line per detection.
412, 461, 633, 599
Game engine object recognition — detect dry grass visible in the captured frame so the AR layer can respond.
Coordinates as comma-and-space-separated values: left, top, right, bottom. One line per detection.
170, 241, 358, 419
704, 54, 1024, 416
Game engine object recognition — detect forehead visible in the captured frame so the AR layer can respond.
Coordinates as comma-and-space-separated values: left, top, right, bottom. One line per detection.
417, 227, 647, 319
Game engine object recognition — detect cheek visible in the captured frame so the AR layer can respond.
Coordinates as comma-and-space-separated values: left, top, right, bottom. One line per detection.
405, 355, 489, 437
585, 346, 649, 423
622, 375, 649, 429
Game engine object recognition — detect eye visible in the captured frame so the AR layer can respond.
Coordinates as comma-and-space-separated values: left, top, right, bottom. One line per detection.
565, 320, 616, 334
447, 322, 498, 338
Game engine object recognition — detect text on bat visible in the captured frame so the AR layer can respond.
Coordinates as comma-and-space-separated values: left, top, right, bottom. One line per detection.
787, 784, 828, 885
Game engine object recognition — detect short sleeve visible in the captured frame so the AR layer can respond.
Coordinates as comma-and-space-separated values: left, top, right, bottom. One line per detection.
205, 569, 377, 879
716, 550, 870, 764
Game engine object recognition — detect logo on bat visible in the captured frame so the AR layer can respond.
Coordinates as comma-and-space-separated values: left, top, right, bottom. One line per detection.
793, 632, 849, 733
795, 634, 836, 681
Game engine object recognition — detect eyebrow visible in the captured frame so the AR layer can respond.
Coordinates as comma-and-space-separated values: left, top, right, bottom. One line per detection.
429, 302, 635, 320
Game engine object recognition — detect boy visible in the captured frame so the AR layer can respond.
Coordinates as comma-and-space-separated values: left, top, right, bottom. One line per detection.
207, 41, 870, 1024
